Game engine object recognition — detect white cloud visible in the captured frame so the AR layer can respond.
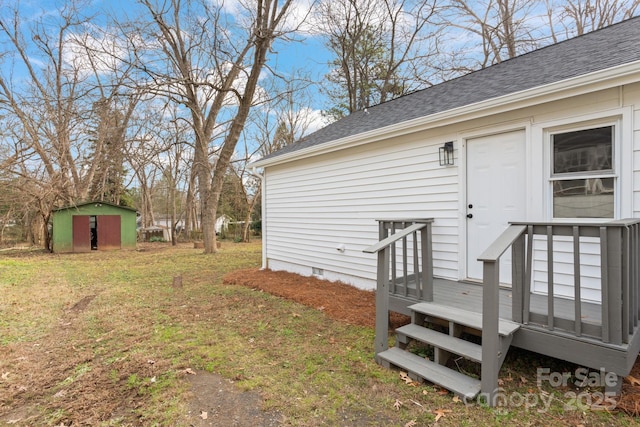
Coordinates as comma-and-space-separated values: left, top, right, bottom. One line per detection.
62, 26, 126, 77
297, 106, 328, 136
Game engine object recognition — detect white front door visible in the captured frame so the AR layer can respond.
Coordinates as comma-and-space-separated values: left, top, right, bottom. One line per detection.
466, 130, 526, 282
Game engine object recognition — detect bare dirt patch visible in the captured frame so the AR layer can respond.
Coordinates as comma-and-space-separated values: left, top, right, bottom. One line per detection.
69, 294, 97, 312
185, 370, 282, 426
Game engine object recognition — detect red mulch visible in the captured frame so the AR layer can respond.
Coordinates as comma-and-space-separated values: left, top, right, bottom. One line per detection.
619, 362, 640, 415
222, 268, 410, 329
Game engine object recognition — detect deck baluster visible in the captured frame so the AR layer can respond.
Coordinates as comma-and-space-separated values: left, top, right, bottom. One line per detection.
523, 225, 533, 324
391, 222, 397, 295
413, 230, 420, 298
546, 226, 554, 331
573, 226, 582, 337
402, 222, 408, 297
511, 234, 525, 323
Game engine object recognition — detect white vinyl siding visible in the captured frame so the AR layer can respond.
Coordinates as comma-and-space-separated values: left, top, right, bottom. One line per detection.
531, 235, 603, 302
261, 83, 640, 296
264, 134, 459, 289
634, 84, 640, 216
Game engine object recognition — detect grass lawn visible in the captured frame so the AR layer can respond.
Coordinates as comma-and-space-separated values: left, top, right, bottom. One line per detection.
0, 241, 639, 426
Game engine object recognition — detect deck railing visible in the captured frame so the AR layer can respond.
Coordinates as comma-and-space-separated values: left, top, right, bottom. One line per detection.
363, 219, 434, 355
480, 219, 640, 399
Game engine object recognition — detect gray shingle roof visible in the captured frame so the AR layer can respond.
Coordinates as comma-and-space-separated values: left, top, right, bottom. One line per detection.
261, 16, 640, 162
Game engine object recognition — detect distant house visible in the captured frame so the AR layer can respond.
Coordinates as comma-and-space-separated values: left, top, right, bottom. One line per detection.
216, 214, 230, 234
52, 202, 137, 253
139, 225, 171, 242
251, 19, 640, 403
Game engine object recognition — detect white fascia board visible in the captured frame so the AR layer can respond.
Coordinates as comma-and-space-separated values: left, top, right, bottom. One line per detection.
251, 60, 640, 169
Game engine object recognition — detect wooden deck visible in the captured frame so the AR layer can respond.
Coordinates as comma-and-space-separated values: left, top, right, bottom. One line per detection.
366, 218, 640, 404
395, 278, 603, 326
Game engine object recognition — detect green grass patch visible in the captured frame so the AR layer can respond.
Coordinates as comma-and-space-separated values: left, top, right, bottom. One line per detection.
1, 242, 639, 426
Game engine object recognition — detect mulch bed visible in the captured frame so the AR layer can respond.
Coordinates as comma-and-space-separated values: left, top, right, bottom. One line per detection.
223, 267, 640, 416
222, 268, 410, 329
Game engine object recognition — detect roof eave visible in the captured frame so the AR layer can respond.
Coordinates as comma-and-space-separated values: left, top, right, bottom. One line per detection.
251, 60, 640, 169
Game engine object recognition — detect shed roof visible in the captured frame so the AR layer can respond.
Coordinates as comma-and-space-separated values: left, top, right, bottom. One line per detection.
256, 16, 640, 165
53, 201, 137, 213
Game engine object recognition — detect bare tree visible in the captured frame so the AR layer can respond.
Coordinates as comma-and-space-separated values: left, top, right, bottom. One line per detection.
120, 0, 299, 253
149, 110, 192, 245
122, 99, 173, 231
231, 77, 317, 242
0, 2, 137, 249
317, 0, 439, 119
546, 0, 639, 41
439, 0, 543, 72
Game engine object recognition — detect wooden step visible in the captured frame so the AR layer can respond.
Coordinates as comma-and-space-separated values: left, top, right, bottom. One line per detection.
409, 302, 521, 336
396, 324, 482, 363
378, 347, 481, 400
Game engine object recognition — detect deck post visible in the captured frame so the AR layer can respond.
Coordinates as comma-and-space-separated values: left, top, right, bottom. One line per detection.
604, 226, 623, 345
374, 246, 391, 356
481, 260, 500, 406
421, 222, 433, 302
621, 225, 631, 340
511, 234, 525, 323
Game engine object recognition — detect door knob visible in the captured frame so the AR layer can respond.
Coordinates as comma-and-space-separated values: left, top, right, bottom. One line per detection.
467, 213, 473, 219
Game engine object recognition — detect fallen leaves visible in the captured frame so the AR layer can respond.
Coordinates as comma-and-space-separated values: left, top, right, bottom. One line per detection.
432, 408, 452, 422
393, 399, 403, 410
182, 368, 196, 375
627, 375, 640, 386
400, 372, 416, 386
399, 372, 410, 382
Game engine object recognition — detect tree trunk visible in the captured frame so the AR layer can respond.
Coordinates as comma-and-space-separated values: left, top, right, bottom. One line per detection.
201, 188, 217, 253
241, 210, 252, 243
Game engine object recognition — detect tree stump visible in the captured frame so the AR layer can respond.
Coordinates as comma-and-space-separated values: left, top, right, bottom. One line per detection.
172, 275, 183, 288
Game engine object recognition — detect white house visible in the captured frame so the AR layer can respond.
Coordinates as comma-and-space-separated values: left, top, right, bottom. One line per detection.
251, 18, 640, 401
215, 214, 231, 234
252, 18, 640, 301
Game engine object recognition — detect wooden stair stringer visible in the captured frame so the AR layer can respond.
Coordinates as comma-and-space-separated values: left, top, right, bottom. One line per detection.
380, 302, 521, 400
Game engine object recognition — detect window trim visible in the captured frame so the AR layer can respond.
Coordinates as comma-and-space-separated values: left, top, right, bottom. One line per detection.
546, 119, 620, 221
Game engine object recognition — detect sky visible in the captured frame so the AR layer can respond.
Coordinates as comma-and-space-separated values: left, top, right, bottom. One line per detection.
0, 0, 344, 187
7, 0, 639, 164
12, 0, 334, 116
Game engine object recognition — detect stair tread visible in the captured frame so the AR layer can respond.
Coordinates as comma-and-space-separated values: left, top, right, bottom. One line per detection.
378, 347, 481, 399
409, 302, 521, 336
396, 324, 482, 362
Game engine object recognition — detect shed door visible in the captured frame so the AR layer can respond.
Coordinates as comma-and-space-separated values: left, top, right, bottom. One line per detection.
72, 215, 91, 253
466, 130, 526, 282
97, 215, 121, 250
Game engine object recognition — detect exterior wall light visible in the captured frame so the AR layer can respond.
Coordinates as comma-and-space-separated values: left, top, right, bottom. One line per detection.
439, 141, 454, 166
